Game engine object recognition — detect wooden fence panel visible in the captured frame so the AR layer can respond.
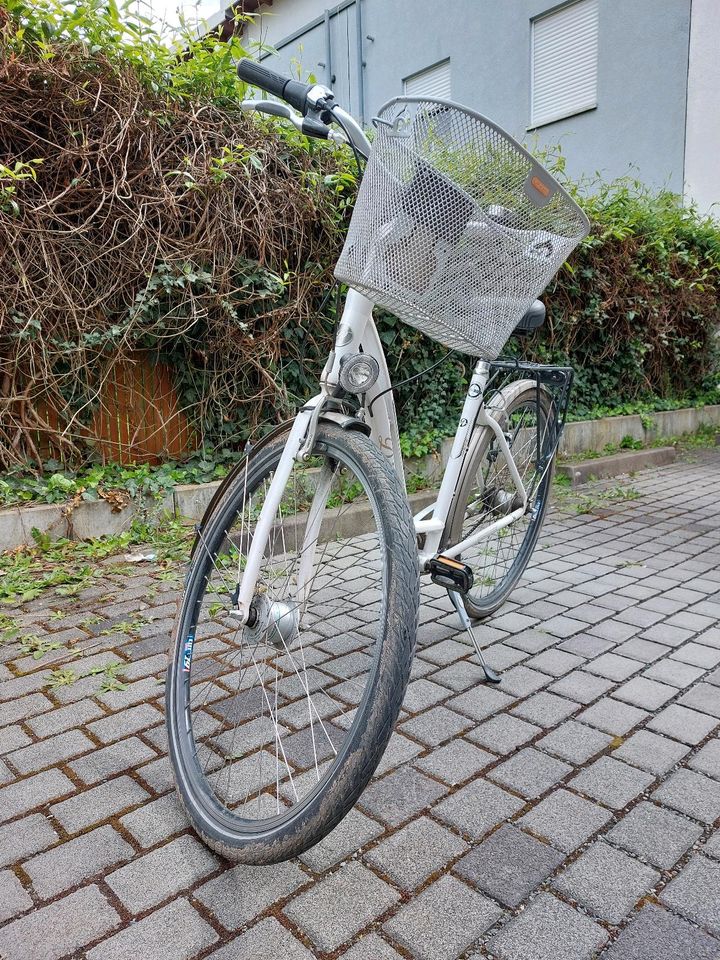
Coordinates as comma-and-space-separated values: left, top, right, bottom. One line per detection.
29, 352, 194, 465
89, 353, 194, 463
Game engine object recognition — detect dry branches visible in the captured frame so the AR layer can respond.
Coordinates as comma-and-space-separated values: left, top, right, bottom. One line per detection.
0, 45, 343, 468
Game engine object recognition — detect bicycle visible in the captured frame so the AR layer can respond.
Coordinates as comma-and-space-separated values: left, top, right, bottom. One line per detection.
166, 59, 589, 864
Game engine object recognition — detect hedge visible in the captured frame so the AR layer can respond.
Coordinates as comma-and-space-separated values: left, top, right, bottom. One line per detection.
1, 0, 719, 472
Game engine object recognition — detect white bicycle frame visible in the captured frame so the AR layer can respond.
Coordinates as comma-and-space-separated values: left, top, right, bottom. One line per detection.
232, 286, 527, 625
232, 103, 528, 626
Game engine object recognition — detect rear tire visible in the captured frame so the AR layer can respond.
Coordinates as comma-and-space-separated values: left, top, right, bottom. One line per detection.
444, 383, 555, 619
166, 423, 418, 864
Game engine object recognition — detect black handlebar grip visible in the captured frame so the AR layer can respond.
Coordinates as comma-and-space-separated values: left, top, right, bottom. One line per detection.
237, 58, 313, 114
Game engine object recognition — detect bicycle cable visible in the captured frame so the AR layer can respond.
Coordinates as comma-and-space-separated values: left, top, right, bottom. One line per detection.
330, 104, 367, 179
367, 349, 455, 417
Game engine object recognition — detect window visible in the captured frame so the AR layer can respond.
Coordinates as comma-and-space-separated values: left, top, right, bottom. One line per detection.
531, 0, 599, 128
403, 59, 451, 99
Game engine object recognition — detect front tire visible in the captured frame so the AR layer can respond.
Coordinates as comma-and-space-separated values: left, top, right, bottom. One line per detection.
166, 423, 418, 864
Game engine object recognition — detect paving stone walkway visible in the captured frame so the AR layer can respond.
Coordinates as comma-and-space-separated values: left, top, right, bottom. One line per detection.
1, 449, 720, 959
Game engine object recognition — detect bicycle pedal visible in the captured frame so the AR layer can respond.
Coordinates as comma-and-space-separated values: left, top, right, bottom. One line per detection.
429, 555, 474, 594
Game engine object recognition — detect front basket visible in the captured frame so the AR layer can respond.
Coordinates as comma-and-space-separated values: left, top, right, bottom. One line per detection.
335, 97, 589, 358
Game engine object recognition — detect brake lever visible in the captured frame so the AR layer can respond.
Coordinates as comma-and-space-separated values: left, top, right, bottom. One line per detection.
241, 99, 344, 145
240, 99, 299, 121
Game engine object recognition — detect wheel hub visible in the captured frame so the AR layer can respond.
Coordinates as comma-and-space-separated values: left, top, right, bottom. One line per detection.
244, 594, 299, 649
490, 488, 524, 516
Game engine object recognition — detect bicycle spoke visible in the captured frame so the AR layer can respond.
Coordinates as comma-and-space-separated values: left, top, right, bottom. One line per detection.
179, 435, 385, 820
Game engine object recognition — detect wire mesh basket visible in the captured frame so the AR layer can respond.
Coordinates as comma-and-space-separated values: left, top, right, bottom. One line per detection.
335, 97, 590, 358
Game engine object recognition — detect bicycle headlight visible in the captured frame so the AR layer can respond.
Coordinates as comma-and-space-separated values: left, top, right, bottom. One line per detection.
338, 353, 380, 394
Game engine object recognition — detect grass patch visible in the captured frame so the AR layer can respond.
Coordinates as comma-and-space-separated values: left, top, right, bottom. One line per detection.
0, 516, 193, 608
554, 484, 643, 515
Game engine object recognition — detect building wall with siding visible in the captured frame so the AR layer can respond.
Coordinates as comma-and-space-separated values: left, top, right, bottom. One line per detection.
243, 0, 693, 195
684, 0, 720, 216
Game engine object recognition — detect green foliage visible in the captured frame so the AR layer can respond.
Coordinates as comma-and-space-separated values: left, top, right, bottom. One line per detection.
528, 181, 720, 418
19, 634, 62, 659
0, 515, 193, 606
651, 421, 719, 450
0, 614, 19, 645
640, 413, 654, 431
87, 661, 128, 692
0, 450, 241, 507
0, 0, 355, 467
47, 667, 77, 688
376, 318, 468, 457
405, 472, 432, 494
555, 484, 643, 515
0, 159, 43, 215
100, 616, 150, 637
562, 389, 720, 424
1, 1, 718, 472
3, 0, 253, 104
561, 421, 718, 463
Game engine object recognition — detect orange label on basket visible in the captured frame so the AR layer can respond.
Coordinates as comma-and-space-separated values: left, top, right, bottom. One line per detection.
531, 175, 551, 197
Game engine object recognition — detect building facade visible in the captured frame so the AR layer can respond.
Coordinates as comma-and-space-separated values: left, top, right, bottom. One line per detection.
208, 0, 720, 215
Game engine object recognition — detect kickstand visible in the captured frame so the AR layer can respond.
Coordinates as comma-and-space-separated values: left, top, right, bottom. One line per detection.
449, 590, 501, 684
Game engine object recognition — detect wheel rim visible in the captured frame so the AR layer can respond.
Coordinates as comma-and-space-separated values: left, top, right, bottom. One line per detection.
457, 396, 552, 608
173, 435, 389, 832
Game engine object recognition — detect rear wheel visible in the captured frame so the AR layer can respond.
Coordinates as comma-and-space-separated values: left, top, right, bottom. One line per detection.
444, 382, 555, 619
166, 423, 418, 864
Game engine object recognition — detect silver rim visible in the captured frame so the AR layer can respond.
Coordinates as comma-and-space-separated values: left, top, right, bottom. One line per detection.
178, 440, 388, 825
458, 397, 552, 603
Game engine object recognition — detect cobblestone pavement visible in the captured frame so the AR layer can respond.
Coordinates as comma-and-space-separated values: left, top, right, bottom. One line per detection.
1, 449, 720, 960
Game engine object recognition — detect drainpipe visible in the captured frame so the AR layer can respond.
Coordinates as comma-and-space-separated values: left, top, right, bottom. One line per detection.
324, 9, 333, 86
355, 0, 365, 124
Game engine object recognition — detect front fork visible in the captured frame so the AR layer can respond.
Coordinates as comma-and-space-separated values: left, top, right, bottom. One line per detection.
231, 402, 323, 626
231, 289, 399, 627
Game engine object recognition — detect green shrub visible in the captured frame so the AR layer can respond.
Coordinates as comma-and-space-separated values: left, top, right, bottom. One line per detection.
0, 0, 357, 467
524, 178, 720, 417
1, 0, 718, 473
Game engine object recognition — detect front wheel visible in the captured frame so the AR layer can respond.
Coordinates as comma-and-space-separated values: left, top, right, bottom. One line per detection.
166, 423, 419, 864
444, 382, 556, 619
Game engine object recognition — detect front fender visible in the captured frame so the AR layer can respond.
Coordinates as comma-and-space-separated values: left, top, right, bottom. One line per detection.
189, 420, 293, 559
189, 411, 372, 557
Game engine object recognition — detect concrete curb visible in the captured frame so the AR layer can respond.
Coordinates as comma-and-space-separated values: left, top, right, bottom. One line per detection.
1, 404, 717, 550
559, 403, 720, 456
404, 403, 720, 477
556, 446, 677, 486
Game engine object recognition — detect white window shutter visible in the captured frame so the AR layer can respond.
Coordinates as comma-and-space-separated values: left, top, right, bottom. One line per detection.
531, 0, 599, 127
403, 59, 451, 99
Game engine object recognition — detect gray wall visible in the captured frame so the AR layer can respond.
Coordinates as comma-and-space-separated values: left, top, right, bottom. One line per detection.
256, 0, 692, 194
257, 2, 364, 118
362, 0, 691, 192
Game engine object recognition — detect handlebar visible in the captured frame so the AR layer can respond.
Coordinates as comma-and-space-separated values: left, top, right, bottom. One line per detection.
237, 58, 372, 161
237, 58, 314, 115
